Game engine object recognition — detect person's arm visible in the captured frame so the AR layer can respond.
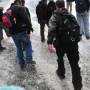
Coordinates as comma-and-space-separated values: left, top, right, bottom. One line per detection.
25, 7, 33, 33
47, 14, 57, 53
19, 7, 33, 34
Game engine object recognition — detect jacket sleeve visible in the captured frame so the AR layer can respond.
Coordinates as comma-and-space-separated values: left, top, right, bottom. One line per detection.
47, 14, 57, 44
25, 7, 33, 33
36, 5, 41, 23
23, 7, 33, 33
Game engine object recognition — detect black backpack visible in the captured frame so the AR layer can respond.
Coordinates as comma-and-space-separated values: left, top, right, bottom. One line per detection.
75, 0, 88, 13
58, 13, 80, 45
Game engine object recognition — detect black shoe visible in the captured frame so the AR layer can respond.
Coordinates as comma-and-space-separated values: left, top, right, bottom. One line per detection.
29, 60, 36, 64
0, 47, 6, 51
20, 61, 25, 70
86, 36, 90, 39
41, 39, 45, 42
73, 84, 82, 90
73, 80, 82, 90
56, 70, 65, 80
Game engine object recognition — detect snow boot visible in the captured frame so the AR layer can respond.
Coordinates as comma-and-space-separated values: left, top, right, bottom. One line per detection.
56, 69, 65, 80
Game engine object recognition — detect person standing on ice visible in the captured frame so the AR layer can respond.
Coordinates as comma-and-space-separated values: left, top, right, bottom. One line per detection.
36, 0, 48, 42
8, 0, 36, 70
47, 1, 82, 90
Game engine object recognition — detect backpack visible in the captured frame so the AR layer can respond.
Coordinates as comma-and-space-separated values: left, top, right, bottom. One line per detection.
2, 10, 16, 36
58, 13, 80, 45
75, 0, 88, 13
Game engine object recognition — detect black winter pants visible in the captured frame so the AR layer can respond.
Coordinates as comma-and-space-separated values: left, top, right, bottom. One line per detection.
40, 22, 45, 42
56, 44, 82, 88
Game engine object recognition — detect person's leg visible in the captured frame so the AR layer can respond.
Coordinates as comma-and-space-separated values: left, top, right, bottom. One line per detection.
56, 46, 65, 79
25, 36, 32, 63
40, 22, 45, 42
76, 13, 83, 36
66, 45, 82, 90
0, 26, 6, 50
69, 2, 72, 13
83, 12, 90, 39
0, 40, 3, 49
12, 35, 24, 65
66, 2, 70, 12
21, 34, 35, 64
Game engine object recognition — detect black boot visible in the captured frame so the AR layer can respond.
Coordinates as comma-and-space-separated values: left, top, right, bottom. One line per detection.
41, 38, 45, 42
72, 78, 82, 90
73, 81, 82, 90
20, 60, 25, 70
56, 59, 65, 80
29, 59, 36, 64
0, 47, 6, 50
0, 43, 6, 51
56, 69, 65, 80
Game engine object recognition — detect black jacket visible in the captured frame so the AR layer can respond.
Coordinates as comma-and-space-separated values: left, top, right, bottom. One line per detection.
36, 1, 47, 23
47, 8, 80, 46
11, 5, 33, 35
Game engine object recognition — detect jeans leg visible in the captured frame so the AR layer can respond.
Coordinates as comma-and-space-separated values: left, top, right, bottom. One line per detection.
83, 12, 90, 38
26, 39, 32, 63
24, 35, 32, 63
76, 13, 84, 35
12, 36, 24, 64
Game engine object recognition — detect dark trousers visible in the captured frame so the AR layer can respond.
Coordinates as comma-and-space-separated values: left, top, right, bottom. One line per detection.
0, 23, 3, 47
40, 22, 45, 41
56, 44, 82, 87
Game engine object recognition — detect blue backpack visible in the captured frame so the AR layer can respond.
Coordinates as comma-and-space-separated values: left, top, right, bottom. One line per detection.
75, 0, 88, 13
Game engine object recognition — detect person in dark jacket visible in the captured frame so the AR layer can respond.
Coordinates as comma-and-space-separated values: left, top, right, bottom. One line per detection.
47, 0, 56, 24
75, 0, 90, 39
10, 0, 35, 70
47, 1, 82, 90
36, 0, 47, 42
0, 7, 6, 51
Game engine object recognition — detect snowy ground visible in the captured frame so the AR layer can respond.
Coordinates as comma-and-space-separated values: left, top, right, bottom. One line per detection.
0, 0, 90, 90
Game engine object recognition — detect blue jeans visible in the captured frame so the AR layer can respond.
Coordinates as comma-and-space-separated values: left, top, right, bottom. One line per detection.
12, 32, 32, 64
76, 11, 90, 38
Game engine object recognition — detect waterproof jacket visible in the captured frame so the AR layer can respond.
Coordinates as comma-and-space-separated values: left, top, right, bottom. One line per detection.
11, 5, 33, 35
36, 1, 47, 23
